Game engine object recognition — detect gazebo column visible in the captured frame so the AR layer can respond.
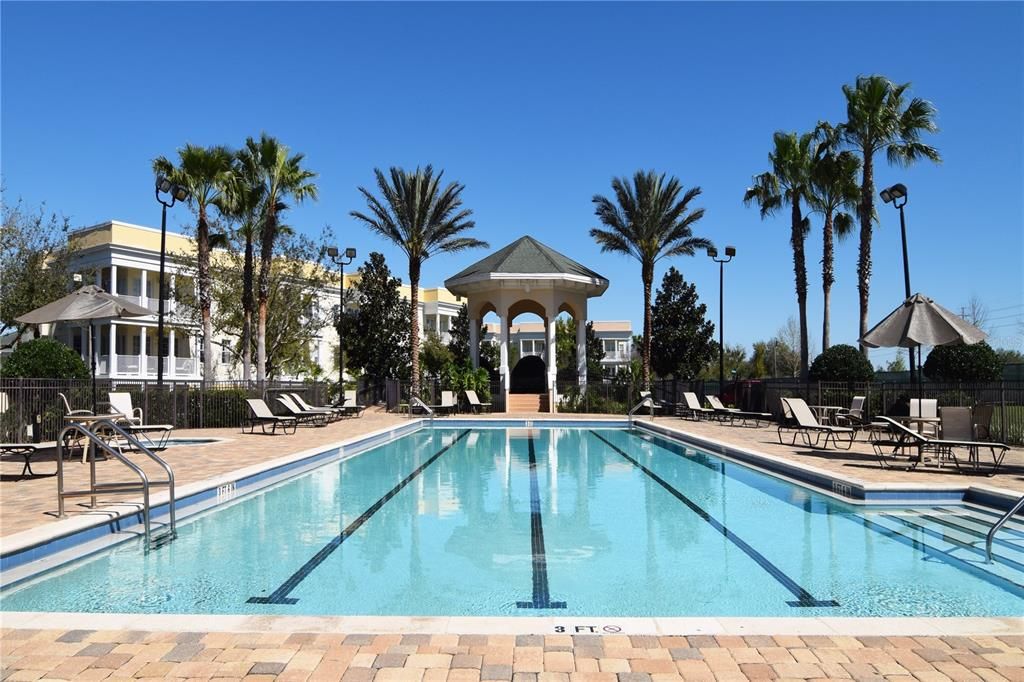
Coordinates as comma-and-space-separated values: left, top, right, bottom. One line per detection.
469, 318, 480, 368
546, 315, 557, 413
576, 315, 588, 390
499, 313, 510, 408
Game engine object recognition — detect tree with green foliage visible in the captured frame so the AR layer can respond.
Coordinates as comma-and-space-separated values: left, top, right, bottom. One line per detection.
447, 304, 487, 367
420, 332, 453, 379
744, 131, 816, 380
351, 165, 487, 402
650, 267, 715, 380
0, 338, 89, 380
343, 252, 410, 381
237, 134, 319, 384
808, 344, 875, 382
809, 122, 859, 351
923, 342, 1002, 381
1, 196, 84, 346
591, 170, 711, 391
841, 75, 941, 354
152, 144, 235, 382
554, 318, 605, 381
995, 348, 1024, 365
885, 351, 908, 373
701, 343, 749, 381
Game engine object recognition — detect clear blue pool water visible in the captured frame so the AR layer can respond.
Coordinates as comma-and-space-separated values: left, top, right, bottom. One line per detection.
2, 426, 1023, 617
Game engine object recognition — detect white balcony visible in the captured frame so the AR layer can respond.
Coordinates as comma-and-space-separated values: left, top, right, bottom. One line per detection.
107, 353, 199, 378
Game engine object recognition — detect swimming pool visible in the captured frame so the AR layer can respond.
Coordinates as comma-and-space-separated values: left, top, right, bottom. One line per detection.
2, 426, 1022, 617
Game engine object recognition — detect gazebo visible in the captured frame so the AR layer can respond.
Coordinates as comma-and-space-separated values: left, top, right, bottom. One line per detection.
444, 236, 608, 412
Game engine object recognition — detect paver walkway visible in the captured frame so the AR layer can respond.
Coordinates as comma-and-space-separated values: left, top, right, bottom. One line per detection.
2, 629, 1022, 681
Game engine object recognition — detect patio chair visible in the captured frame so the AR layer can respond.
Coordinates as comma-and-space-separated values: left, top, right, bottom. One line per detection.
59, 392, 93, 419
289, 393, 341, 421
244, 398, 298, 435
872, 415, 1009, 475
106, 392, 174, 450
678, 392, 714, 421
639, 391, 666, 417
908, 398, 939, 437
464, 389, 492, 413
705, 395, 771, 426
973, 403, 994, 441
777, 397, 855, 450
341, 390, 366, 417
276, 395, 329, 426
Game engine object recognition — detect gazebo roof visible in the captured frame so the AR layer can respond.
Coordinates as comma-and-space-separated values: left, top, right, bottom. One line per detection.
446, 236, 607, 285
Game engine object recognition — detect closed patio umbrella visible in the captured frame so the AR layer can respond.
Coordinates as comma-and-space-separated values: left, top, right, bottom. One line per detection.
16, 285, 153, 412
860, 292, 987, 416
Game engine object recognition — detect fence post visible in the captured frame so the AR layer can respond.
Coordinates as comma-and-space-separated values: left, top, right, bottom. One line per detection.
1001, 380, 1008, 443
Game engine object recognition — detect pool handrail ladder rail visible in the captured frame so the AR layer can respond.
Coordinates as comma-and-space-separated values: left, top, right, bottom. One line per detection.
987, 493, 1024, 562
57, 419, 177, 549
628, 395, 654, 427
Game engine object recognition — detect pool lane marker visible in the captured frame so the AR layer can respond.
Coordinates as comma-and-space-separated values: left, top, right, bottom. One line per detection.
516, 432, 567, 609
589, 431, 839, 608
248, 429, 471, 605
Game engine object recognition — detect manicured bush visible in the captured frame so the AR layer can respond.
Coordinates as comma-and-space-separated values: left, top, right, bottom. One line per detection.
923, 342, 1002, 381
0, 338, 89, 380
188, 388, 250, 428
808, 344, 875, 382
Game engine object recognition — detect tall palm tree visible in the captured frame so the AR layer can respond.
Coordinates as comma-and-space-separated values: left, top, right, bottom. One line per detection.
236, 134, 318, 384
840, 75, 940, 355
350, 165, 486, 401
152, 144, 235, 384
809, 122, 860, 351
744, 132, 815, 380
591, 171, 711, 390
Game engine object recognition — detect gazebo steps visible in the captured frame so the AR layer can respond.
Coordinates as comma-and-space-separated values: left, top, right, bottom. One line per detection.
507, 393, 550, 413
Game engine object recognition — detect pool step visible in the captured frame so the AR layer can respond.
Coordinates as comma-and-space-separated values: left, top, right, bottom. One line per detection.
147, 527, 177, 550
865, 511, 1024, 594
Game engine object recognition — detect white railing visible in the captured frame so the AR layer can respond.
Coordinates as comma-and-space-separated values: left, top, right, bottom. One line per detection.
102, 354, 199, 377
175, 358, 197, 375
115, 354, 141, 374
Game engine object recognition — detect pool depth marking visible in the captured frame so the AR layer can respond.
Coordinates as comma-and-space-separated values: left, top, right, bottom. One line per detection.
516, 432, 566, 609
590, 431, 839, 608
248, 429, 471, 605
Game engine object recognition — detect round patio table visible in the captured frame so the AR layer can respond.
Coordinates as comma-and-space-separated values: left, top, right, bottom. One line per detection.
809, 405, 843, 425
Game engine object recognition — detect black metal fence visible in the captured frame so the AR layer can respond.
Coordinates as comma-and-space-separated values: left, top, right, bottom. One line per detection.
0, 378, 332, 443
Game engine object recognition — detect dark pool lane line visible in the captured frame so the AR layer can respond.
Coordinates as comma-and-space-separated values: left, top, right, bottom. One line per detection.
589, 430, 839, 608
516, 432, 566, 609
248, 429, 472, 605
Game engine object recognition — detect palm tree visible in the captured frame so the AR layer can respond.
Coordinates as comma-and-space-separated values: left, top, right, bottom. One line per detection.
840, 75, 940, 355
350, 166, 486, 401
152, 145, 235, 384
809, 122, 860, 351
236, 134, 318, 384
591, 171, 711, 390
744, 132, 815, 380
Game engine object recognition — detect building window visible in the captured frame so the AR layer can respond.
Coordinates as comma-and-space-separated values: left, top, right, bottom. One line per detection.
521, 340, 545, 355
220, 344, 232, 364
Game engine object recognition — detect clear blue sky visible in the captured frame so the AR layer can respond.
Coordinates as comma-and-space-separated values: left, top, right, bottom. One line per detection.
3, 1, 1022, 362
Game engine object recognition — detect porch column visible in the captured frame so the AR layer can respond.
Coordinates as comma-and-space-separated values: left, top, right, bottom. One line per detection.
469, 318, 480, 368
140, 270, 148, 301
576, 316, 588, 389
110, 265, 118, 295
546, 315, 557, 412
169, 329, 176, 378
108, 322, 117, 376
499, 313, 510, 407
139, 325, 148, 377
80, 326, 88, 365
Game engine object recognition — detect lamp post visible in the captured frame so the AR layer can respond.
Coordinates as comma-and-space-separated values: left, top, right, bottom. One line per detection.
707, 245, 736, 395
154, 176, 189, 387
327, 246, 357, 401
880, 182, 914, 379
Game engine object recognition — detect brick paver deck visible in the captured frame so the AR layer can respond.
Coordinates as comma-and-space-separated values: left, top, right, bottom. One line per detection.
1, 629, 1022, 681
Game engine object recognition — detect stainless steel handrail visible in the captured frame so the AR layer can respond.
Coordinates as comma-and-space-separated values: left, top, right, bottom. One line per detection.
410, 397, 434, 426
986, 493, 1024, 562
57, 419, 177, 548
628, 396, 654, 428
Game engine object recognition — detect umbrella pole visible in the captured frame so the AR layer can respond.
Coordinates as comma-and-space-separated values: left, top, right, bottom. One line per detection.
90, 321, 97, 414
917, 345, 923, 418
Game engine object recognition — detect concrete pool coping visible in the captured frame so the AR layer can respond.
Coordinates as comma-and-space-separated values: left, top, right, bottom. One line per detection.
2, 417, 1022, 634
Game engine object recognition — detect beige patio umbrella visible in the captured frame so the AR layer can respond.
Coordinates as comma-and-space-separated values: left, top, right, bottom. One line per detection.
16, 285, 153, 411
860, 292, 987, 416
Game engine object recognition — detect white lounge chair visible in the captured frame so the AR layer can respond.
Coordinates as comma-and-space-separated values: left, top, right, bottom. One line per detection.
289, 393, 340, 421
678, 392, 714, 421
705, 395, 770, 426
464, 390, 492, 414
244, 398, 297, 435
778, 398, 854, 450
341, 390, 366, 417
107, 392, 174, 450
276, 395, 329, 426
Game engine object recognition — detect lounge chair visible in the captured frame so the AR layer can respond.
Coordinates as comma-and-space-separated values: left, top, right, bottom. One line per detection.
872, 415, 1009, 475
341, 390, 366, 417
289, 393, 341, 421
437, 391, 457, 416
705, 395, 771, 426
678, 392, 714, 421
244, 398, 298, 435
0, 443, 46, 479
276, 395, 329, 426
778, 397, 854, 450
464, 389, 492, 413
106, 392, 174, 449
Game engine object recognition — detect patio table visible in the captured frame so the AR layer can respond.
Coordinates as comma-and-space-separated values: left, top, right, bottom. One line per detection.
809, 405, 843, 425
63, 413, 125, 462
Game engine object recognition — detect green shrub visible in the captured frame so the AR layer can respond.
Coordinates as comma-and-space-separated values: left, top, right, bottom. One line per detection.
188, 388, 249, 428
808, 344, 875, 382
0, 338, 90, 380
923, 342, 1002, 381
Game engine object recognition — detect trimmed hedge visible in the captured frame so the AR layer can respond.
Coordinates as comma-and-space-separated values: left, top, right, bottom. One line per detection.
809, 344, 875, 382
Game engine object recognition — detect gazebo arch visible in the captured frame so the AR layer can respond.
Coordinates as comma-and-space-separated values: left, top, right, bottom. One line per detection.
444, 236, 608, 412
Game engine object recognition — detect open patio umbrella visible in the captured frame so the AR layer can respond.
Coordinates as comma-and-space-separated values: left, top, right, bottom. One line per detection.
860, 292, 987, 416
16, 285, 153, 412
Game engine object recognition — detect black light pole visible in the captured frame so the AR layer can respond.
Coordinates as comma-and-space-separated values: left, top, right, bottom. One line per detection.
880, 183, 914, 379
154, 176, 189, 387
327, 246, 357, 401
707, 245, 736, 395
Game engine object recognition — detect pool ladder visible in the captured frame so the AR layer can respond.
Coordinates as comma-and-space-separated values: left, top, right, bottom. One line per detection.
628, 395, 655, 428
409, 396, 434, 427
986, 493, 1024, 562
57, 419, 177, 550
